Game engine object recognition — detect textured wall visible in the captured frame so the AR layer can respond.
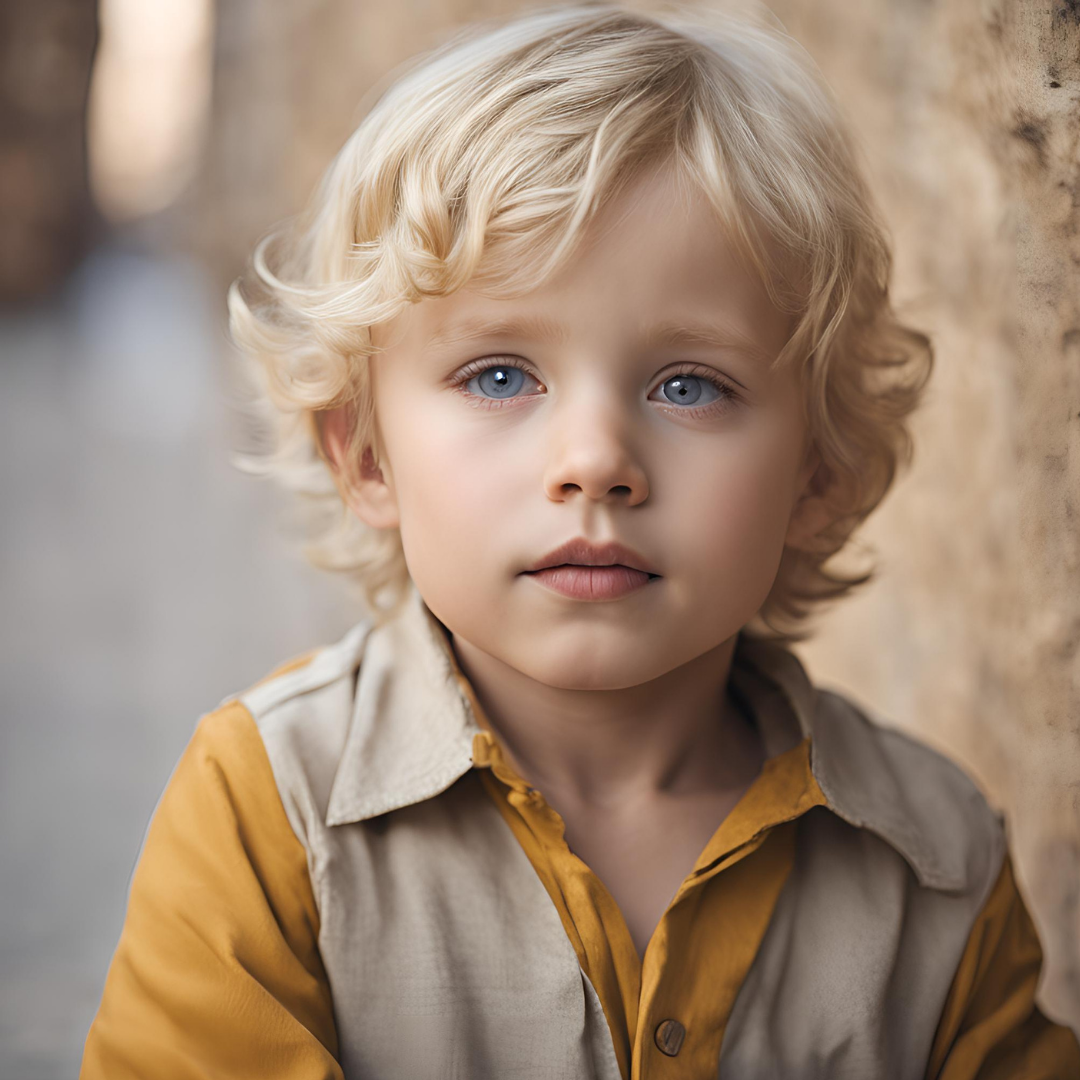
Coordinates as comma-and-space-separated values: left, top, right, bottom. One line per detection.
198, 0, 1080, 1029
774, 0, 1080, 1027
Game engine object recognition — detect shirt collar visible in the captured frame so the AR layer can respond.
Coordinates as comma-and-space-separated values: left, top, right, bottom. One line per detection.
325, 581, 963, 891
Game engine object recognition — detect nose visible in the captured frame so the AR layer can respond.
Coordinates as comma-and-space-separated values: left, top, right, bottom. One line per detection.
541, 394, 649, 506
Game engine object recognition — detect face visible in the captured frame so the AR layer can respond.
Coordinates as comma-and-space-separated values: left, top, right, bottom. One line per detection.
330, 162, 825, 691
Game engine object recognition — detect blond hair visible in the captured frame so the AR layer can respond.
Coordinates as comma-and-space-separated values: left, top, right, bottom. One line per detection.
228, 0, 932, 641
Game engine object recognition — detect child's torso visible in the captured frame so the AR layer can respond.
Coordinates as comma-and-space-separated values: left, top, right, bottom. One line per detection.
558, 784, 759, 961
240, 585, 1005, 1080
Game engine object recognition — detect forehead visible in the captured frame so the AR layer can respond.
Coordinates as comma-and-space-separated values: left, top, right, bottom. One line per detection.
372, 162, 793, 361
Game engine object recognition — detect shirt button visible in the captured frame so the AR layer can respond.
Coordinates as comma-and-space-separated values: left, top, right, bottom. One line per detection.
654, 1019, 686, 1056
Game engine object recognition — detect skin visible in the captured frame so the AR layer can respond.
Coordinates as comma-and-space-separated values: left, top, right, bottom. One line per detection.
322, 160, 834, 958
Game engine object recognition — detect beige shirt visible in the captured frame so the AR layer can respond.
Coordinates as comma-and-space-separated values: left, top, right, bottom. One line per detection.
82, 582, 1080, 1078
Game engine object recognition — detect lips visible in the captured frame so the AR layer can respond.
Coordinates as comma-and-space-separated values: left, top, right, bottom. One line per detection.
523, 564, 656, 601
522, 537, 660, 577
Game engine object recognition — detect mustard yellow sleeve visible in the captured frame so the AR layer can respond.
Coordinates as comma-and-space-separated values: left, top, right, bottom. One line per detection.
926, 851, 1080, 1080
80, 699, 342, 1079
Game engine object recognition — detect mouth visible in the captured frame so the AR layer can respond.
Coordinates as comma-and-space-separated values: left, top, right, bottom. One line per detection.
520, 553, 660, 602
523, 563, 660, 579
520, 537, 661, 600
522, 537, 661, 577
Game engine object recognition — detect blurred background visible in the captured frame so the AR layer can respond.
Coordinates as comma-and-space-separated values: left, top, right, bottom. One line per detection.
1, 0, 1078, 1074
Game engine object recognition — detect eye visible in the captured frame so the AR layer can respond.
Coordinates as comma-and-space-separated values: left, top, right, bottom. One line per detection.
649, 366, 739, 415
473, 364, 528, 399
452, 358, 545, 406
450, 357, 738, 416
657, 374, 713, 406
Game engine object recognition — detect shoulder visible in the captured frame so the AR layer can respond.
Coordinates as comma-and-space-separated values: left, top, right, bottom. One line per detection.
737, 634, 1007, 897
237, 620, 374, 732
86, 690, 338, 1077
116, 695, 320, 928
220, 619, 376, 842
186, 620, 373, 783
810, 683, 1006, 899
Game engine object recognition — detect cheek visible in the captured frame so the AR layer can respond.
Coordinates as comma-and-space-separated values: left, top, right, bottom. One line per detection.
403, 422, 528, 517
383, 400, 530, 566
676, 423, 802, 571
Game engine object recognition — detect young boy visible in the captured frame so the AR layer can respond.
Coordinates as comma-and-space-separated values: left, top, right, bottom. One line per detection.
81, 3, 1080, 1078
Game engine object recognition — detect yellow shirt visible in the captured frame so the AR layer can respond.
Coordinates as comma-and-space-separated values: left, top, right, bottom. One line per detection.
449, 644, 1080, 1080
471, 728, 819, 1079
82, 649, 1080, 1078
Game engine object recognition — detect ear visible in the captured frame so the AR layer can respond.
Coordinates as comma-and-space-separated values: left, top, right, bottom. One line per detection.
320, 405, 400, 530
784, 445, 845, 554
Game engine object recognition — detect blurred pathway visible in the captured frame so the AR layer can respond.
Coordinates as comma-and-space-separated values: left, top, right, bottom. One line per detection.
0, 244, 358, 1078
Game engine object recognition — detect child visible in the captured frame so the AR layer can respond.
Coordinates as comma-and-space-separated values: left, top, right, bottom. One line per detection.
81, 3, 1080, 1077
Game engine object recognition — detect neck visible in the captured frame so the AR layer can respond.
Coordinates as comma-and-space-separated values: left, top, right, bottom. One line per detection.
448, 629, 762, 809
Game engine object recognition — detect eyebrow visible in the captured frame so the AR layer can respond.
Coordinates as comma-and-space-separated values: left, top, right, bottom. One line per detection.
641, 320, 774, 363
425, 314, 570, 351
424, 314, 773, 363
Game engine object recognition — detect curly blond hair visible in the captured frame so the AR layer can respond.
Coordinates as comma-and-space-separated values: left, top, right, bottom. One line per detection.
228, 0, 932, 642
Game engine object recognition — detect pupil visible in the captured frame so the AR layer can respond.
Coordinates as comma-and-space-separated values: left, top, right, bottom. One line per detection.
663, 375, 701, 405
478, 365, 521, 399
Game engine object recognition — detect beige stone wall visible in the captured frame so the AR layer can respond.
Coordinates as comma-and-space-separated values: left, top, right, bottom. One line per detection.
200, 0, 1080, 1029
772, 0, 1080, 1028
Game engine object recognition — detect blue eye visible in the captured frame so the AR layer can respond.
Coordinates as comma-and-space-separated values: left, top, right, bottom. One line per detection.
470, 365, 529, 399
659, 374, 719, 407
452, 358, 736, 415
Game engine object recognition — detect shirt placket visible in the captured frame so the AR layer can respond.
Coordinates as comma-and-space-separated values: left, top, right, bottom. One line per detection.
630, 817, 802, 1079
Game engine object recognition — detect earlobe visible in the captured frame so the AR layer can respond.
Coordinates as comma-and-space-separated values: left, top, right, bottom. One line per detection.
784, 448, 839, 554
785, 493, 839, 553
319, 405, 401, 530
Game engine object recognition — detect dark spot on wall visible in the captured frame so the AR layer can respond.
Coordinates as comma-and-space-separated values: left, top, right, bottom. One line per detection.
1045, 450, 1068, 475
1012, 112, 1049, 169
1055, 0, 1080, 23
1050, 80, 1063, 88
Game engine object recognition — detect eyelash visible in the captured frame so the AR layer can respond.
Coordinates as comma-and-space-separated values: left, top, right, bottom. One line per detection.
449, 357, 740, 417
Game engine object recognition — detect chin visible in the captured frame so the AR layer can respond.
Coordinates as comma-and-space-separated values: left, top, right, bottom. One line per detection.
514, 645, 664, 692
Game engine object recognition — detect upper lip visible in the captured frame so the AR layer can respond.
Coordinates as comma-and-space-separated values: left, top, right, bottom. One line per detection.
523, 537, 660, 576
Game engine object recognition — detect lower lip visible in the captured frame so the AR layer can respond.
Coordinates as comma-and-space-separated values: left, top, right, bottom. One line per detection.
522, 565, 658, 600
